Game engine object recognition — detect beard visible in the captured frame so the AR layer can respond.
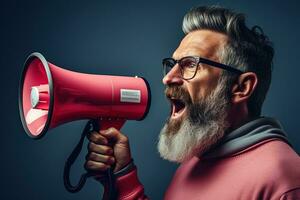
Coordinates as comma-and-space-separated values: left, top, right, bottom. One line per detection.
158, 75, 231, 163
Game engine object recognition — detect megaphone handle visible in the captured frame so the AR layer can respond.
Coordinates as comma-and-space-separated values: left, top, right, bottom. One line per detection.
96, 118, 126, 200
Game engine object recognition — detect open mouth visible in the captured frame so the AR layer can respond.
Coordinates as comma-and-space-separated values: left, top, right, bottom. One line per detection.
169, 98, 186, 119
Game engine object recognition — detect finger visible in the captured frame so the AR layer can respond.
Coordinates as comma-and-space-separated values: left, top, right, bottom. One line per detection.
86, 152, 115, 165
100, 128, 129, 144
88, 142, 114, 155
87, 131, 108, 145
85, 160, 110, 171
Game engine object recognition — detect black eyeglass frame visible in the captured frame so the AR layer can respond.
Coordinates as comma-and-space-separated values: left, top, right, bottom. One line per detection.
162, 56, 244, 80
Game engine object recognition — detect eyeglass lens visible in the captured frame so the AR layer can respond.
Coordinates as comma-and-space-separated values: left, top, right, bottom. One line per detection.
163, 57, 198, 79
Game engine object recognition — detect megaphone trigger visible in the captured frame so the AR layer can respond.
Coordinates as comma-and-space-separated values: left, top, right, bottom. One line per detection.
97, 118, 126, 132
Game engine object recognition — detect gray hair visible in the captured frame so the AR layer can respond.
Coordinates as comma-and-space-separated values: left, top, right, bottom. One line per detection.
182, 5, 274, 117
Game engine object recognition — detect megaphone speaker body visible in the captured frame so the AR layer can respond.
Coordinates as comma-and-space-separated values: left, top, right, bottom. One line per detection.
19, 52, 151, 139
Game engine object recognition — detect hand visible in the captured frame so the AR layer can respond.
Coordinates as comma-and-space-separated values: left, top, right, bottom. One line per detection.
85, 128, 132, 174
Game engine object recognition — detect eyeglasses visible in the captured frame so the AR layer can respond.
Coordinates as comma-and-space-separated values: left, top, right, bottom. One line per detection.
162, 56, 244, 80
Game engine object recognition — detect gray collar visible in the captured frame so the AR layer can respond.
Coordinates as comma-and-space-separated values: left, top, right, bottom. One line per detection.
202, 117, 291, 159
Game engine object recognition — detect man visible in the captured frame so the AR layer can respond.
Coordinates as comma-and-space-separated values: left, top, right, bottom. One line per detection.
85, 6, 300, 200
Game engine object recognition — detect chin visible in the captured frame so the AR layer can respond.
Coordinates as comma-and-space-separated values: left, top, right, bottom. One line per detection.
158, 101, 229, 163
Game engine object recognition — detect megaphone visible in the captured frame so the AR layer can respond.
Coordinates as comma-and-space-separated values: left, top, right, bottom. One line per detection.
19, 52, 151, 138
19, 52, 151, 194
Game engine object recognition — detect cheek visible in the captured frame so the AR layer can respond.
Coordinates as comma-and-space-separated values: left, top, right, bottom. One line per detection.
186, 70, 221, 102
187, 83, 206, 102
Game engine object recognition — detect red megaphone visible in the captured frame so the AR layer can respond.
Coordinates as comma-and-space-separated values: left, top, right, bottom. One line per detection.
18, 52, 151, 194
19, 52, 151, 139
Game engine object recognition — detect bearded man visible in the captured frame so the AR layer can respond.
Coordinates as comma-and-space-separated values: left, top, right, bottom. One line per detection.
85, 5, 300, 200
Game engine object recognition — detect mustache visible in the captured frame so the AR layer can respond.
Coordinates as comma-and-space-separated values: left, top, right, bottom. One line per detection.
164, 85, 192, 104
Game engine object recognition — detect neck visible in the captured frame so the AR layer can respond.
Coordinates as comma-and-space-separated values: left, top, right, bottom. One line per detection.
226, 104, 255, 134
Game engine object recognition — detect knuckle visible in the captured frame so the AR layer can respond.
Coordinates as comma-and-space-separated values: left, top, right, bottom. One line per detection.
85, 160, 94, 169
90, 132, 107, 145
85, 160, 108, 171
104, 147, 113, 154
104, 155, 111, 163
107, 127, 118, 135
122, 135, 129, 143
89, 152, 97, 160
119, 134, 129, 144
107, 156, 115, 164
108, 127, 116, 132
96, 137, 106, 144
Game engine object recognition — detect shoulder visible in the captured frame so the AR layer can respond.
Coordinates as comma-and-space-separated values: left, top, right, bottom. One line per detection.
246, 139, 300, 175
232, 139, 300, 199
233, 139, 300, 179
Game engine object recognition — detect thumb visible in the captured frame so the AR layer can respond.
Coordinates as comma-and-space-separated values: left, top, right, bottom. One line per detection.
99, 128, 128, 145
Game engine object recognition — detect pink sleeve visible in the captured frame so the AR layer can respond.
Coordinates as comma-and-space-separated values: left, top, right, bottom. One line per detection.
102, 168, 149, 200
279, 188, 300, 200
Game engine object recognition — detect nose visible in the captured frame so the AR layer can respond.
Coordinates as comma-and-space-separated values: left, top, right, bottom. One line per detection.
162, 65, 184, 86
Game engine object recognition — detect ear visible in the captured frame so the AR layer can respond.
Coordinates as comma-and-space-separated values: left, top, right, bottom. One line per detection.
231, 72, 258, 104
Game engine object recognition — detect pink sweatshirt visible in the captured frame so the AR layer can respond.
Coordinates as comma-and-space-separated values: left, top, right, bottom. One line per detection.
103, 118, 300, 199
165, 139, 300, 200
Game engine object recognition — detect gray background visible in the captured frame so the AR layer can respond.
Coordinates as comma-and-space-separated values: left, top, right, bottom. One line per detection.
1, 0, 300, 199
